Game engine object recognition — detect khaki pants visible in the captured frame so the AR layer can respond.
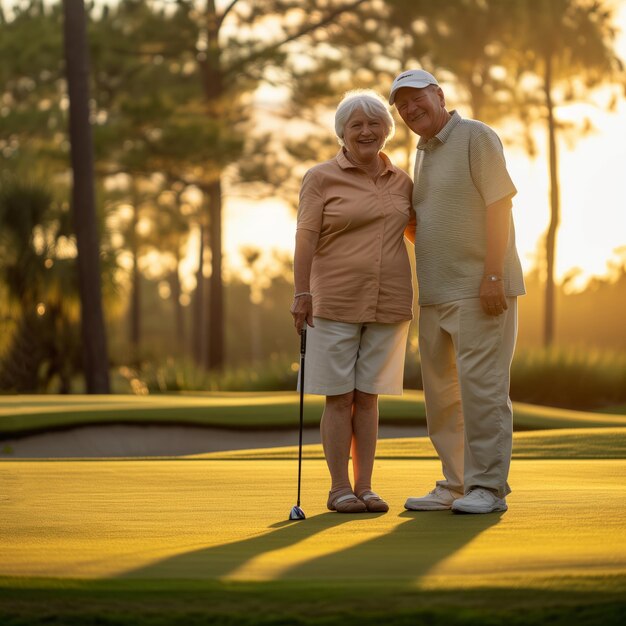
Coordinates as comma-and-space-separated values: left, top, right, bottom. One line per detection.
419, 297, 517, 498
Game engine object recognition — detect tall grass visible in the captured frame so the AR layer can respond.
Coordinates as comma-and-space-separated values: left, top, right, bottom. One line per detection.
404, 345, 626, 410
511, 346, 626, 410
116, 354, 300, 394
117, 346, 626, 411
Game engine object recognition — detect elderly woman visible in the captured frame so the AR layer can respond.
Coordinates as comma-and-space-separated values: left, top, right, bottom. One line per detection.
291, 90, 415, 513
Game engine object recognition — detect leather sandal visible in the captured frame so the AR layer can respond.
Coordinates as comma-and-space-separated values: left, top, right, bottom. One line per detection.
358, 491, 389, 513
327, 491, 367, 513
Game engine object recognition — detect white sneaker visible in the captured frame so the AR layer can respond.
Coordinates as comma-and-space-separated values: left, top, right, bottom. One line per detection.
404, 485, 460, 511
451, 488, 507, 514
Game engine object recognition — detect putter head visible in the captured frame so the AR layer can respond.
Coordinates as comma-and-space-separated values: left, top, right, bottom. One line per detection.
289, 505, 306, 520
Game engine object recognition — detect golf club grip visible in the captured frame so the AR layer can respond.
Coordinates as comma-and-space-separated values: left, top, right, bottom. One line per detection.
300, 327, 307, 355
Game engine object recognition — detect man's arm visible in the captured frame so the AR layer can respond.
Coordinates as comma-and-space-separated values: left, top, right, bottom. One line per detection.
404, 209, 416, 244
480, 195, 513, 316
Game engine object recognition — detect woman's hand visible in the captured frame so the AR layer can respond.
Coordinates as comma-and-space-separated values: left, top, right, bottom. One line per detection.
290, 294, 314, 334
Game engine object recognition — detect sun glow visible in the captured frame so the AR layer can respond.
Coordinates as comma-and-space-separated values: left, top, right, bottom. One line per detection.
223, 4, 626, 292
224, 101, 626, 292
507, 88, 626, 290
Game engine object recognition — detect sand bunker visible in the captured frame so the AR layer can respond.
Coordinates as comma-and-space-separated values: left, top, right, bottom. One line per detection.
0, 424, 426, 458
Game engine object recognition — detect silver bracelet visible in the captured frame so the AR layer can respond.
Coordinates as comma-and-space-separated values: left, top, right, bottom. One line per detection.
294, 292, 312, 298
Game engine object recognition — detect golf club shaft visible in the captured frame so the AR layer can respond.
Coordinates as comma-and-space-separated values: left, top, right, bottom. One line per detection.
297, 327, 306, 507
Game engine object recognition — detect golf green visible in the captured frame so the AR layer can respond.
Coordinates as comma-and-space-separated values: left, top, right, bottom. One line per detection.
2, 430, 625, 625
2, 442, 625, 588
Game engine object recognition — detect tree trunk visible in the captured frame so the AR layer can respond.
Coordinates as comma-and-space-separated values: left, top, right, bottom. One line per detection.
250, 300, 262, 363
62, 0, 110, 393
171, 247, 185, 349
129, 195, 140, 363
543, 51, 560, 348
192, 223, 207, 367
200, 0, 225, 371
207, 180, 224, 370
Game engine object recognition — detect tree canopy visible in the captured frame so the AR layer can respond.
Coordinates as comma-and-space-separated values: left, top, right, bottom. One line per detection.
0, 0, 624, 390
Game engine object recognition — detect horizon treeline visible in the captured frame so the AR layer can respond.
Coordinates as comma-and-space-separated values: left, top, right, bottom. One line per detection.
106, 262, 626, 369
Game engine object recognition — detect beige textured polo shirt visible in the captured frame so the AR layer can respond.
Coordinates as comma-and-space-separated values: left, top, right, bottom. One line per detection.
297, 150, 415, 323
413, 110, 526, 305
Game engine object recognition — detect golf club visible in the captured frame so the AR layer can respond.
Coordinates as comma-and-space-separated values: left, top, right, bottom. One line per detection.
289, 326, 307, 521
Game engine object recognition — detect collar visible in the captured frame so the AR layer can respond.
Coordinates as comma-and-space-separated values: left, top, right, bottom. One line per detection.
336, 148, 394, 175
417, 110, 461, 151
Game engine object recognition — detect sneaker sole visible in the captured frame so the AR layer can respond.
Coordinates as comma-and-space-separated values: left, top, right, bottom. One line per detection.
404, 502, 453, 511
451, 504, 508, 514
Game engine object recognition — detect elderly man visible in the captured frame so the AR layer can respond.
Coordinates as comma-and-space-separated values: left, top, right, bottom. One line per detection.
390, 70, 525, 514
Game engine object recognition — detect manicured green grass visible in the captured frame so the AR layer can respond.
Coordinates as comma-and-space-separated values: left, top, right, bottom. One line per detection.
1, 411, 625, 624
2, 392, 626, 437
1, 581, 624, 625
205, 427, 626, 460
599, 403, 626, 415
1, 430, 625, 624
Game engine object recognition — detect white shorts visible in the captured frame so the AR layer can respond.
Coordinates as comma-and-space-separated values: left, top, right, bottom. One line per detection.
300, 317, 411, 396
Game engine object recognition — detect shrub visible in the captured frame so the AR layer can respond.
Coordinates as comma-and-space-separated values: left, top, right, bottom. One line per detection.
118, 345, 626, 412
510, 346, 626, 410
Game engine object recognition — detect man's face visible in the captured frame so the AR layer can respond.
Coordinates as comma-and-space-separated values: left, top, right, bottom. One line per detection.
394, 85, 447, 140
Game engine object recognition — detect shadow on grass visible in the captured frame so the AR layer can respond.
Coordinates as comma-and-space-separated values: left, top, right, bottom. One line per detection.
119, 509, 502, 582
283, 510, 503, 580
119, 512, 359, 580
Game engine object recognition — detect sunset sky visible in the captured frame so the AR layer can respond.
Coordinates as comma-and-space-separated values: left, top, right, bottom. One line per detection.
220, 1, 626, 293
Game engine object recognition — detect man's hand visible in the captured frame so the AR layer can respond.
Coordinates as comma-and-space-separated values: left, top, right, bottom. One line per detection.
482, 195, 513, 316
480, 276, 508, 316
290, 294, 314, 334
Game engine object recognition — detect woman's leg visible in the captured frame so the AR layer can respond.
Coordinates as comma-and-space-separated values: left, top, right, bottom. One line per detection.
321, 390, 355, 495
351, 390, 379, 496
351, 320, 409, 497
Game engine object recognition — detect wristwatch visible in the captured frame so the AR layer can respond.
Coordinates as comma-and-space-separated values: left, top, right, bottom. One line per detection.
484, 274, 503, 282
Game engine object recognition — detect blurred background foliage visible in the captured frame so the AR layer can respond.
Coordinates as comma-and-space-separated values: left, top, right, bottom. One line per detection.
0, 0, 625, 409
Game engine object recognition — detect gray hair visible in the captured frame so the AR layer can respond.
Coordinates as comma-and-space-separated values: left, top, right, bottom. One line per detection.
334, 89, 395, 148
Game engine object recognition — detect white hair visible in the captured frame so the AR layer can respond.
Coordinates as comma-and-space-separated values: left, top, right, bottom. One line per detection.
334, 89, 395, 148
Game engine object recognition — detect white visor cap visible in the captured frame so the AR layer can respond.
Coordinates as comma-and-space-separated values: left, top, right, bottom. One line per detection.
389, 69, 439, 105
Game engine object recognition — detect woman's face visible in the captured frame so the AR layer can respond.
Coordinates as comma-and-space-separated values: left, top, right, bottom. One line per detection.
342, 109, 385, 164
